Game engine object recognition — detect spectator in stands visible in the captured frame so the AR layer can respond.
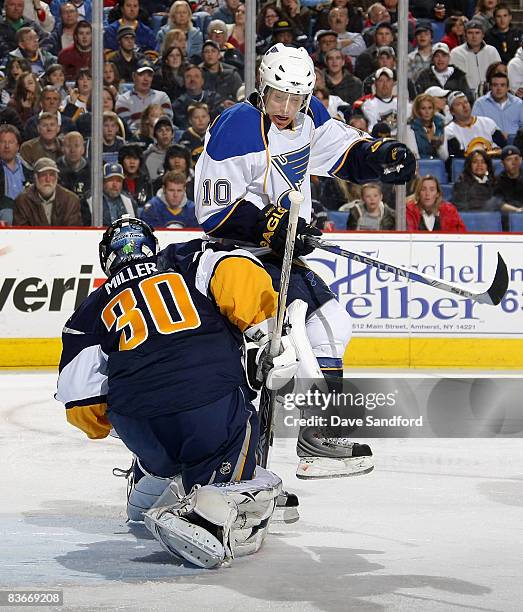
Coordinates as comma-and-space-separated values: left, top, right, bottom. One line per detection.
256, 3, 282, 53
48, 2, 78, 55
62, 67, 92, 121
61, 0, 92, 24
314, 86, 349, 122
141, 170, 197, 228
323, 48, 363, 106
136, 103, 166, 147
200, 40, 242, 104
212, 0, 240, 25
153, 143, 194, 198
360, 67, 409, 135
493, 144, 523, 214
0, 0, 51, 62
479, 60, 508, 96
115, 59, 173, 134
56, 131, 90, 204
0, 124, 32, 225
450, 20, 501, 98
104, 0, 157, 53
8, 26, 57, 76
152, 45, 186, 100
354, 22, 395, 81
270, 19, 296, 47
407, 174, 466, 232
408, 22, 434, 82
179, 102, 210, 165
361, 3, 390, 44
172, 64, 224, 129
106, 26, 144, 83
57, 20, 92, 80
9, 71, 41, 124
425, 85, 453, 124
20, 112, 62, 168
103, 62, 122, 94
228, 3, 245, 54
485, 4, 521, 65
406, 93, 445, 159
41, 64, 68, 103
473, 72, 523, 137
156, 0, 203, 59
23, 86, 75, 140
346, 182, 395, 230
13, 156, 81, 226
1, 57, 31, 104
88, 162, 137, 226
508, 39, 523, 99
118, 143, 153, 211
144, 116, 175, 181
23, 0, 55, 33
473, 0, 497, 32
348, 113, 368, 132
193, 0, 217, 38
313, 30, 344, 70
452, 148, 497, 211
280, 0, 311, 40
315, 0, 363, 34
101, 111, 126, 164
415, 42, 473, 101
445, 90, 506, 158
327, 6, 365, 61
440, 15, 466, 51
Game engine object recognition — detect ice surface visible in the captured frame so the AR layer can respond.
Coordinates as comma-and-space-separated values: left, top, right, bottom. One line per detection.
2, 371, 523, 611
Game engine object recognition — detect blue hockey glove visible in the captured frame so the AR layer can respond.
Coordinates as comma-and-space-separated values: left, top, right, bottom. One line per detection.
367, 139, 416, 185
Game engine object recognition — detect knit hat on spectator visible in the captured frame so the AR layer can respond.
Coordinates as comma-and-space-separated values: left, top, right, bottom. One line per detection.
135, 58, 155, 73
34, 158, 59, 174
117, 26, 136, 41
464, 19, 485, 33
153, 116, 174, 135
425, 85, 450, 98
377, 46, 395, 57
432, 42, 450, 56
447, 90, 467, 110
103, 163, 125, 180
501, 145, 522, 160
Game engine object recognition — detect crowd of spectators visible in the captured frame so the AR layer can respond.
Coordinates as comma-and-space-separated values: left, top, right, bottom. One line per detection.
1, 0, 523, 233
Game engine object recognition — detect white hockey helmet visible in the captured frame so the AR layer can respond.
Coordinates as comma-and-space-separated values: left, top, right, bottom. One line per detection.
259, 43, 316, 105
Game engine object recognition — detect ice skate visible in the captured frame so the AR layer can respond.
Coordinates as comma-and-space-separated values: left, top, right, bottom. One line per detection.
273, 490, 299, 523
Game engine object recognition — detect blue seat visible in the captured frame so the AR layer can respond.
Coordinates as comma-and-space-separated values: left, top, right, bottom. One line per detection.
431, 21, 446, 42
151, 14, 164, 35
508, 212, 523, 231
418, 158, 447, 184
451, 158, 465, 182
440, 183, 453, 201
327, 211, 349, 230
492, 158, 503, 175
460, 212, 502, 232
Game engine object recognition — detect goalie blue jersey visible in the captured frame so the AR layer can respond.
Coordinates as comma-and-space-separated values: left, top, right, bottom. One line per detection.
56, 240, 278, 439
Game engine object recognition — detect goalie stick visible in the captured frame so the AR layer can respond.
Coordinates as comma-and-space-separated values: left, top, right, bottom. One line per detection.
306, 237, 509, 306
258, 190, 304, 468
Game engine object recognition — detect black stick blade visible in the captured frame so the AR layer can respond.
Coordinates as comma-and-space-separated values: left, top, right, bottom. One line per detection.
486, 253, 509, 306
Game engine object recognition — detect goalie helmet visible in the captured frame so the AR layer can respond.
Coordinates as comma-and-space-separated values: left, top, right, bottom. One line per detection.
99, 215, 158, 276
258, 43, 315, 108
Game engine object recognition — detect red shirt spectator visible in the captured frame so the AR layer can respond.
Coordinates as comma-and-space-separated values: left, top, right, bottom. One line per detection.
58, 21, 92, 80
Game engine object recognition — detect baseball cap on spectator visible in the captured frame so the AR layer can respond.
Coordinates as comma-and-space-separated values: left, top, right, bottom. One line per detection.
501, 145, 522, 160
103, 163, 125, 180
415, 21, 433, 35
316, 29, 337, 42
377, 46, 395, 57
375, 67, 394, 79
34, 158, 59, 174
371, 122, 392, 138
464, 19, 485, 33
135, 58, 155, 73
425, 85, 450, 97
273, 20, 294, 34
153, 116, 173, 134
208, 20, 228, 36
432, 42, 450, 56
202, 40, 220, 51
447, 90, 467, 109
117, 25, 136, 40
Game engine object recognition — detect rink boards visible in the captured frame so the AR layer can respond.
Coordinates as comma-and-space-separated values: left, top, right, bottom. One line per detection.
0, 228, 521, 369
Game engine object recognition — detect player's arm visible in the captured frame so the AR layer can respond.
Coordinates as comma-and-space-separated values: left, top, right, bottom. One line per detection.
55, 309, 110, 440
308, 96, 416, 185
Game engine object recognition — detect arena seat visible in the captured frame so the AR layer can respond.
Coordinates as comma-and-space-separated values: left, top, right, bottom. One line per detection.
327, 211, 349, 230
431, 20, 445, 42
151, 14, 164, 35
508, 212, 523, 231
418, 158, 447, 184
460, 211, 502, 232
440, 183, 453, 201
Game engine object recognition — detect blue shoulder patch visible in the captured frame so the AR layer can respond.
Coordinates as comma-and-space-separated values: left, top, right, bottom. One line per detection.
207, 103, 266, 161
308, 95, 331, 129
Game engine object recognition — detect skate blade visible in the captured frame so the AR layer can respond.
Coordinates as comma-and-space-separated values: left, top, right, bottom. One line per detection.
272, 506, 300, 524
296, 457, 374, 480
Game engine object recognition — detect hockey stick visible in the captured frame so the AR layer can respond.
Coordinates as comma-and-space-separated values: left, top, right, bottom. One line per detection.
306, 237, 509, 306
258, 191, 304, 468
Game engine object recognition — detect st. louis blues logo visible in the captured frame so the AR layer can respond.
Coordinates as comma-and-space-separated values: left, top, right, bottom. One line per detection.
272, 144, 310, 208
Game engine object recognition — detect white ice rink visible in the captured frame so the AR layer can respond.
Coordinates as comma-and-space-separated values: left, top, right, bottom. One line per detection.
2, 370, 523, 612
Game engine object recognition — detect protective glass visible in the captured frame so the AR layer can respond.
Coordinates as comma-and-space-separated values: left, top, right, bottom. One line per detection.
263, 87, 306, 118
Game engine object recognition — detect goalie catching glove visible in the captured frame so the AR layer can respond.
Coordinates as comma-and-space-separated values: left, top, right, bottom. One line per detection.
255, 204, 321, 257
366, 138, 416, 185
244, 317, 299, 391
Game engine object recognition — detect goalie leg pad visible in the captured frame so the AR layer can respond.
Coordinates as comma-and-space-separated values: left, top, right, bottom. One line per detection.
306, 298, 352, 360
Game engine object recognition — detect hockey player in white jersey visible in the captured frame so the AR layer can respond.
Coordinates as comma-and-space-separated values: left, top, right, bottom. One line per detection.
195, 43, 416, 479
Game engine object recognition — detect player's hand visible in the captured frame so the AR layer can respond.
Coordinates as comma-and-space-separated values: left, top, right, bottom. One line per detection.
256, 204, 322, 257
367, 139, 416, 185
